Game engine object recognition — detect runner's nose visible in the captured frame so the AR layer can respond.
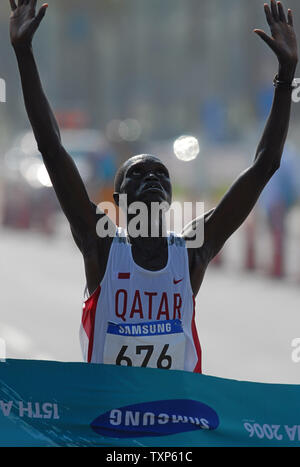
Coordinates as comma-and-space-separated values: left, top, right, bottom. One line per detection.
145, 172, 159, 181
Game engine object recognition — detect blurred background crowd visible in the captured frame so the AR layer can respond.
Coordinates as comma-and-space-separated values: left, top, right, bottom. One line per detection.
1, 0, 300, 279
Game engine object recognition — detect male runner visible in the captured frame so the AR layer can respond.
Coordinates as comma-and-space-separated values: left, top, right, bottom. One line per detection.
9, 1, 298, 372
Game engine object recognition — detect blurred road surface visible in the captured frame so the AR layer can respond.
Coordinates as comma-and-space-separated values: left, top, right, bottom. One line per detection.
0, 226, 299, 384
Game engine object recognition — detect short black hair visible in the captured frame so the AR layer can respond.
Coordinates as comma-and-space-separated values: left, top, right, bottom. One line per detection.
114, 154, 163, 194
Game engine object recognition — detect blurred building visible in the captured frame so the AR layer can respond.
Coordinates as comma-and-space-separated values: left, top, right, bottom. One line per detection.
0, 0, 300, 144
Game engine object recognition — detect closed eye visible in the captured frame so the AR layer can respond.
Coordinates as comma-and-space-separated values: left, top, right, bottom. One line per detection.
131, 170, 142, 177
157, 170, 169, 177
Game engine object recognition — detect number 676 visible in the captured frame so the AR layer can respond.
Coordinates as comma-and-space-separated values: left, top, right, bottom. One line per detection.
116, 344, 172, 369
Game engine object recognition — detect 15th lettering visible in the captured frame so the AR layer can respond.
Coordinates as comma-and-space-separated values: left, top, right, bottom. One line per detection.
0, 401, 60, 419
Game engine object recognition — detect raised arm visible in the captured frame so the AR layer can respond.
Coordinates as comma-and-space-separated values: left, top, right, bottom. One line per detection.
9, 0, 110, 293
202, 1, 298, 262
9, 0, 94, 235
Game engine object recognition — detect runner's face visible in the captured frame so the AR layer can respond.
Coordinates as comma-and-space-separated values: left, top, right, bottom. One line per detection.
120, 157, 172, 206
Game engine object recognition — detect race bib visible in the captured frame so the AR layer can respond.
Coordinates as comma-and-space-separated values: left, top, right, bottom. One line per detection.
103, 320, 186, 370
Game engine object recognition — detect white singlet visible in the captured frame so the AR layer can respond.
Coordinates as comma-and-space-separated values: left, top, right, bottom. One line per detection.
80, 229, 202, 373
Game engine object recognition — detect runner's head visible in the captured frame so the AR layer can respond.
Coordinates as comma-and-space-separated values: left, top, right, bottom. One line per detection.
113, 154, 172, 208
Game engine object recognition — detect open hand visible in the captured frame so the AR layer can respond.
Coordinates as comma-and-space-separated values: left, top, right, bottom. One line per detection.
254, 1, 298, 77
9, 0, 48, 48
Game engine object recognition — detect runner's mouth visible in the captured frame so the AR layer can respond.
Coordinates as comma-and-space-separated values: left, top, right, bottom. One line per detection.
143, 184, 164, 192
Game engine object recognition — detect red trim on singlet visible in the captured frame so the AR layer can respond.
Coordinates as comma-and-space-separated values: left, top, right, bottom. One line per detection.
82, 286, 101, 363
191, 295, 202, 373
118, 273, 131, 279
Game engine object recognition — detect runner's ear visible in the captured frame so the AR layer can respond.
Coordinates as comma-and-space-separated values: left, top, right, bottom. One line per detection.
113, 192, 119, 207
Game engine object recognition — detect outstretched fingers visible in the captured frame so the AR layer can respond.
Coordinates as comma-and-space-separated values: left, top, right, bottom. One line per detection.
255, 1, 298, 66
263, 2, 294, 31
34, 3, 48, 26
11, 0, 31, 8
287, 9, 294, 27
9, 0, 17, 11
12, 0, 38, 9
254, 28, 275, 51
264, 3, 274, 26
277, 2, 287, 22
270, 0, 280, 22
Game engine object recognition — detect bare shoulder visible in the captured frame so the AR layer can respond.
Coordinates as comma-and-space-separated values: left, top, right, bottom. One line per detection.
71, 201, 116, 294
